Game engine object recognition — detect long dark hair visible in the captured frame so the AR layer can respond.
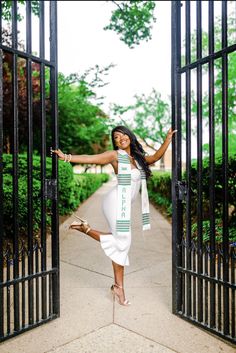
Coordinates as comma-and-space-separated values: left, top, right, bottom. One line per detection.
111, 125, 152, 179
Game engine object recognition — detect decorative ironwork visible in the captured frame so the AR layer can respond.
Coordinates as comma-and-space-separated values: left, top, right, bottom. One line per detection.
172, 1, 236, 344
0, 1, 59, 341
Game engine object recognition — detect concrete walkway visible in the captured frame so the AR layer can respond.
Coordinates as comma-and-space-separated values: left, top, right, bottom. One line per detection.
1, 178, 235, 353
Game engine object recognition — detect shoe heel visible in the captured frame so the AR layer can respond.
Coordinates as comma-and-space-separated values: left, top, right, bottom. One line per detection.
110, 286, 115, 303
74, 215, 88, 224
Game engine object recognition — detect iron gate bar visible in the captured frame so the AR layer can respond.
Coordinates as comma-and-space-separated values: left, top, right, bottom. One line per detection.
0, 44, 55, 65
221, 0, 230, 336
26, 0, 34, 326
0, 0, 59, 342
208, 0, 216, 330
177, 268, 235, 289
232, 253, 236, 337
39, 1, 48, 321
12, 0, 20, 332
178, 43, 236, 73
171, 0, 182, 315
0, 2, 2, 43
50, 0, 60, 316
196, 0, 204, 324
0, 48, 3, 338
172, 0, 235, 344
0, 268, 58, 288
0, 3, 2, 46
185, 0, 192, 319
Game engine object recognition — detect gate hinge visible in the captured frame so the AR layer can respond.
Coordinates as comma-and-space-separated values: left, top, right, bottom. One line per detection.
176, 181, 187, 201
44, 179, 57, 200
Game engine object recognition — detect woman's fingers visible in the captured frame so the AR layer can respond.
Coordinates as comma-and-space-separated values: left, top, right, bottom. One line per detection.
50, 148, 63, 158
167, 128, 178, 136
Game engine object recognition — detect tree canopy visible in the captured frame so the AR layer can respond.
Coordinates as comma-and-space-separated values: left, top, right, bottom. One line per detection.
57, 66, 114, 155
188, 11, 236, 158
111, 88, 171, 148
104, 0, 156, 48
1, 0, 157, 49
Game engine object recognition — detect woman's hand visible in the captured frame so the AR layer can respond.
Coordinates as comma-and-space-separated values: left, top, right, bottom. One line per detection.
51, 148, 65, 160
166, 127, 178, 141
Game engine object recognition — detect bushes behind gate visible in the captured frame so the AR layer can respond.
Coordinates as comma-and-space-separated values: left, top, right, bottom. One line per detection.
2, 154, 109, 239
147, 171, 172, 218
148, 154, 236, 243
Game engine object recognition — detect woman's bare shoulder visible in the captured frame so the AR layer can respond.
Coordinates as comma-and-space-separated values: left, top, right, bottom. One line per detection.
104, 150, 117, 160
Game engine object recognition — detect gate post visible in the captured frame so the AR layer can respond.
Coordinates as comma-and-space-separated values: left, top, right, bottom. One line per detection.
0, 48, 3, 338
171, 0, 182, 315
0, 0, 59, 341
50, 1, 60, 317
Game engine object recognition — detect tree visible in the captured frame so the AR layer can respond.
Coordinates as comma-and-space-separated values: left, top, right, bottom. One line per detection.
3, 46, 113, 155
111, 88, 171, 169
1, 0, 39, 21
3, 50, 43, 153
104, 0, 157, 48
187, 8, 236, 158
1, 0, 157, 49
57, 67, 113, 156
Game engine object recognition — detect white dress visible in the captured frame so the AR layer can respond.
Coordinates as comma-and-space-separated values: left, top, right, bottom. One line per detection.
100, 168, 141, 266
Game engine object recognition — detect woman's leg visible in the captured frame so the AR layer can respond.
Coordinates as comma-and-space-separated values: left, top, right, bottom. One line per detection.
112, 261, 124, 287
71, 223, 129, 303
70, 222, 110, 242
84, 228, 106, 242
112, 261, 128, 303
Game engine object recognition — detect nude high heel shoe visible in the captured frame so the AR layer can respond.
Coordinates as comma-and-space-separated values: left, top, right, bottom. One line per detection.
69, 215, 91, 234
111, 283, 131, 306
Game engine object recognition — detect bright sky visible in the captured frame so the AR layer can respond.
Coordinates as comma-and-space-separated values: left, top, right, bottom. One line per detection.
57, 0, 172, 114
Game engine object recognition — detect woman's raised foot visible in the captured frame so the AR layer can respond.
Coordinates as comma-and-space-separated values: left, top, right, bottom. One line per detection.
69, 217, 91, 234
111, 283, 131, 306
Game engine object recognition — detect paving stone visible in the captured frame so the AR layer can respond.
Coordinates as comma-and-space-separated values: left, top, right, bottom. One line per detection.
47, 324, 176, 353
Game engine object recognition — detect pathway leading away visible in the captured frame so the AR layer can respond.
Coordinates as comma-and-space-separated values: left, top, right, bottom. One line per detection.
1, 179, 235, 353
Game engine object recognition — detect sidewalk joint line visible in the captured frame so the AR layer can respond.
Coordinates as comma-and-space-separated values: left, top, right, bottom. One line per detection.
124, 266, 151, 277
44, 323, 114, 353
60, 259, 113, 279
114, 323, 180, 353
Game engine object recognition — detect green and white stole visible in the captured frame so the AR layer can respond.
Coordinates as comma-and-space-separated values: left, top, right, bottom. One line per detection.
116, 150, 151, 239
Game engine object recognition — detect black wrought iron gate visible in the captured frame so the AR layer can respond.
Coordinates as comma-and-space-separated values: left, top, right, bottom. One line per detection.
171, 0, 236, 344
0, 1, 59, 341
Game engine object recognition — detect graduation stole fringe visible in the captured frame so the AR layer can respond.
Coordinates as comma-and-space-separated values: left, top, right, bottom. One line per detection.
116, 150, 151, 238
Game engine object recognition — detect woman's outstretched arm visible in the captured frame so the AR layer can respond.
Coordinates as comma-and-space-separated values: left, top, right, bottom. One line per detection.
145, 128, 177, 165
51, 149, 117, 165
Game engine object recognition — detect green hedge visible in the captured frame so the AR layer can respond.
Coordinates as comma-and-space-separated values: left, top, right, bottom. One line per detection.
147, 171, 172, 217
2, 154, 109, 238
148, 154, 236, 243
188, 154, 236, 244
188, 154, 236, 220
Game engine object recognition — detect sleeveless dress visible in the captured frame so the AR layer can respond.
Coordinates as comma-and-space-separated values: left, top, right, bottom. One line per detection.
100, 167, 141, 266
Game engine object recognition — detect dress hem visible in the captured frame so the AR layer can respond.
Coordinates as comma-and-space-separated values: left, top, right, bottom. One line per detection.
100, 234, 130, 266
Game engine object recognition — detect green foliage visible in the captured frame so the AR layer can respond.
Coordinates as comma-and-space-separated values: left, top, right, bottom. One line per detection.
185, 10, 236, 158
2, 154, 109, 239
111, 88, 171, 147
57, 66, 114, 155
74, 173, 109, 204
3, 173, 42, 238
184, 154, 236, 244
2, 1, 156, 49
1, 1, 40, 21
187, 154, 236, 220
147, 171, 172, 217
147, 154, 236, 244
191, 220, 236, 244
104, 0, 156, 48
2, 60, 113, 155
201, 51, 236, 158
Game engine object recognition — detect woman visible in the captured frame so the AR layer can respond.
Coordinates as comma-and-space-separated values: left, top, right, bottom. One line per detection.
51, 125, 176, 306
